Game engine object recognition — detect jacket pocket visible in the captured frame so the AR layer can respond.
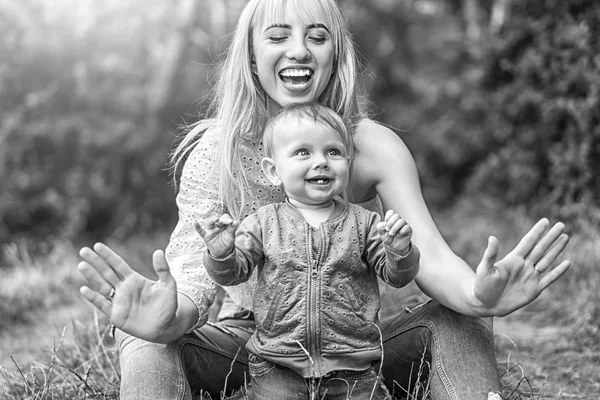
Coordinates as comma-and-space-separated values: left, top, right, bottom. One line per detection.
260, 281, 286, 331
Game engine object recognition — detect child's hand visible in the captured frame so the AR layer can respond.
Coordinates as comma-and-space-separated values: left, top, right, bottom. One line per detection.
377, 210, 413, 256
194, 214, 238, 259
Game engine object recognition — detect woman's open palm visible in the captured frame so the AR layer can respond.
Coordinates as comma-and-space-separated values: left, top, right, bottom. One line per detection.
78, 243, 178, 342
473, 218, 570, 316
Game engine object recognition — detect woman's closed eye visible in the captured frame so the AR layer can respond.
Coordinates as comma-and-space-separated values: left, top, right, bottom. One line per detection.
308, 35, 327, 44
267, 35, 288, 43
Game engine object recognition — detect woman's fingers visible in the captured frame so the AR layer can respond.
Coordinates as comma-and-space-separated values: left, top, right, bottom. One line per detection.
512, 218, 550, 257
525, 222, 566, 267
539, 260, 571, 290
79, 245, 123, 289
532, 233, 569, 274
92, 242, 133, 280
78, 260, 116, 298
80, 286, 113, 317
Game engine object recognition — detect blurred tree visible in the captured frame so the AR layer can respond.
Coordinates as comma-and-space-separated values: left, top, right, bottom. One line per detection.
409, 0, 600, 224
0, 0, 242, 249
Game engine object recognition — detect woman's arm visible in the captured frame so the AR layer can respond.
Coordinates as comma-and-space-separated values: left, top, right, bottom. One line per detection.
352, 120, 570, 317
78, 128, 224, 342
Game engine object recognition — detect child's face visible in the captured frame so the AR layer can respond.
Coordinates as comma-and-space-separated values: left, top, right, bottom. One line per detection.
252, 1, 334, 113
264, 116, 349, 207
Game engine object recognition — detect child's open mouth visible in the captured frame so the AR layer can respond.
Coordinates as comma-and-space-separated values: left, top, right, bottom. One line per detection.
306, 177, 331, 185
279, 68, 313, 87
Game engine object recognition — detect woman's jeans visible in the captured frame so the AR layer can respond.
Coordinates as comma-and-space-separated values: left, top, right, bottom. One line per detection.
116, 301, 500, 400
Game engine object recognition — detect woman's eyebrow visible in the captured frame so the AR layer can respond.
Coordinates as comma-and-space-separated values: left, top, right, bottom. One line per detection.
307, 23, 330, 33
264, 23, 290, 31
264, 23, 330, 33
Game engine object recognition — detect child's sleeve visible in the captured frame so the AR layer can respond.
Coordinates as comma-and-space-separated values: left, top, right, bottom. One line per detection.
364, 212, 420, 288
203, 213, 265, 286
165, 128, 225, 331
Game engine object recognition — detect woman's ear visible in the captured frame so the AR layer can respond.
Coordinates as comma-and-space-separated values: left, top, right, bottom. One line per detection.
261, 157, 281, 186
251, 59, 258, 75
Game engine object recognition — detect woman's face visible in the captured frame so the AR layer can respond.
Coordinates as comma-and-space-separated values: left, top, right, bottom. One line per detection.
252, 2, 335, 114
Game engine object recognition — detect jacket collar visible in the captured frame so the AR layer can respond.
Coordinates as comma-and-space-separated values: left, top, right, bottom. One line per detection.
282, 197, 348, 224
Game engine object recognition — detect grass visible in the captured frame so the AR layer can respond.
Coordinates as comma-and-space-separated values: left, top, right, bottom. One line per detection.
0, 315, 119, 399
0, 241, 83, 326
1, 199, 598, 399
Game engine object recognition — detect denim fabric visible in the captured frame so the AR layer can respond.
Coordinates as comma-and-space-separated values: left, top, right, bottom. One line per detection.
116, 301, 499, 400
244, 354, 391, 399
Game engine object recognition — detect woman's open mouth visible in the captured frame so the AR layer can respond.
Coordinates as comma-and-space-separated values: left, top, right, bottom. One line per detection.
279, 68, 313, 89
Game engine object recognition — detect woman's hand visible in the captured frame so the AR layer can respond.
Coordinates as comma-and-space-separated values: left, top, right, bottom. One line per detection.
78, 243, 186, 343
473, 218, 571, 316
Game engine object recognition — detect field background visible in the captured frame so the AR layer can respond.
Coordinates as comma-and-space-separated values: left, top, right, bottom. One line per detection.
1, 0, 599, 399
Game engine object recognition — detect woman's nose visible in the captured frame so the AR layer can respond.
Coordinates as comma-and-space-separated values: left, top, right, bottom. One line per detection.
286, 37, 310, 61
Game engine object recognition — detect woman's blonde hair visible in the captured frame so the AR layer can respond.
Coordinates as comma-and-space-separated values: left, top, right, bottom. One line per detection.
170, 0, 366, 218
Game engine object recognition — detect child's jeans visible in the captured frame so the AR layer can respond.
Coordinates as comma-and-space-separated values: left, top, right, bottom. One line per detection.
116, 300, 500, 400
245, 353, 390, 399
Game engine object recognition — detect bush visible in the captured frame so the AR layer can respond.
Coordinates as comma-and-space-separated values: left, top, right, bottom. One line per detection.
427, 0, 600, 223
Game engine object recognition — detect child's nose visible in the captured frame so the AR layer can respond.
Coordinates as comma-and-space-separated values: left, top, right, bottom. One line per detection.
313, 154, 329, 169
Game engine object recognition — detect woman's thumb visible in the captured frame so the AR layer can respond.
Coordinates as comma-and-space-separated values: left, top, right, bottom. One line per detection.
152, 250, 174, 284
478, 236, 499, 275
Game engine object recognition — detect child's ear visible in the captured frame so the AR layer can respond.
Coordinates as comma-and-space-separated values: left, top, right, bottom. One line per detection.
261, 157, 282, 186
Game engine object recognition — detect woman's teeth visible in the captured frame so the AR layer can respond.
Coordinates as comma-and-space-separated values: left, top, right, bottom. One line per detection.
280, 69, 312, 85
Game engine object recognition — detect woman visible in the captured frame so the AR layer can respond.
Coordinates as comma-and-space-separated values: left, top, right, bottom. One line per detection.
78, 0, 570, 399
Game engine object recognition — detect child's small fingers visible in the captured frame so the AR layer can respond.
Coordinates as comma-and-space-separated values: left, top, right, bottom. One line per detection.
384, 210, 394, 222
194, 221, 206, 237
385, 214, 400, 231
205, 216, 219, 229
220, 214, 234, 225
226, 220, 239, 233
387, 219, 406, 236
399, 224, 412, 236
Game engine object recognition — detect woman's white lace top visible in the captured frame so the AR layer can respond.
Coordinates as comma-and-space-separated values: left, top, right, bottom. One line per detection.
165, 128, 285, 330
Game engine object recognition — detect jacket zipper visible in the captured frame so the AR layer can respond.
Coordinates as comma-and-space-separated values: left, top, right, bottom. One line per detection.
306, 223, 325, 376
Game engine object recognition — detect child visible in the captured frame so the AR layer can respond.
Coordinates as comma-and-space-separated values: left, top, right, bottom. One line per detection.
196, 103, 420, 399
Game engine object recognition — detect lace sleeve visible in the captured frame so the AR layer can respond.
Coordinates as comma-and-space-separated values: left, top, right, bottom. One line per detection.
165, 128, 224, 331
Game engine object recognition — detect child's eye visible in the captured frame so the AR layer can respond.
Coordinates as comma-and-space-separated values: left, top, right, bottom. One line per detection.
295, 149, 310, 156
327, 149, 342, 156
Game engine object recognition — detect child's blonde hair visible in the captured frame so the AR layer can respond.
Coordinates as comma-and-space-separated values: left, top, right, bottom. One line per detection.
170, 0, 366, 218
263, 103, 354, 162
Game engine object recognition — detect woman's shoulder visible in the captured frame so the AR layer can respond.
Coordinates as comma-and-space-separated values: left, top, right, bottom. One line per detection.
180, 122, 223, 177
354, 118, 412, 158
